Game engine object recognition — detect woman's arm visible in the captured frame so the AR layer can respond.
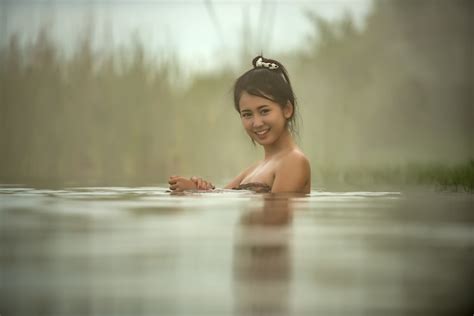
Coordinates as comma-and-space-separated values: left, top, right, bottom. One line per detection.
168, 175, 214, 191
169, 161, 260, 191
271, 154, 311, 194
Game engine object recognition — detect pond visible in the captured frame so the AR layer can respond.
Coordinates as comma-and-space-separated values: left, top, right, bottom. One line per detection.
0, 187, 472, 316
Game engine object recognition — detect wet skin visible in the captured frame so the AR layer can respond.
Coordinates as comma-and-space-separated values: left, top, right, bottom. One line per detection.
224, 92, 311, 194
169, 91, 311, 194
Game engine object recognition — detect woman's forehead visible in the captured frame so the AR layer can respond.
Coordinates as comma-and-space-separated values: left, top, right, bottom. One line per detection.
239, 91, 278, 109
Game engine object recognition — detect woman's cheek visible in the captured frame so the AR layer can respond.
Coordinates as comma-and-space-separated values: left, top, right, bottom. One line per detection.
242, 119, 251, 130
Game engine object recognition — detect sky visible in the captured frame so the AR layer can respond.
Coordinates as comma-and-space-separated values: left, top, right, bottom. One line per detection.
1, 0, 372, 72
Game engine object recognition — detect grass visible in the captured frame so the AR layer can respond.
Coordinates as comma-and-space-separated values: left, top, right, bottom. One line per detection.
1, 2, 472, 188
316, 160, 474, 193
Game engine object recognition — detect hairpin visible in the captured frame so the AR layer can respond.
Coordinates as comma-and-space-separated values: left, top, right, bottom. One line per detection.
255, 57, 279, 70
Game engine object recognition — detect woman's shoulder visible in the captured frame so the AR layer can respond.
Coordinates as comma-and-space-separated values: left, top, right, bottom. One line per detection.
277, 148, 311, 176
271, 148, 311, 193
282, 148, 310, 165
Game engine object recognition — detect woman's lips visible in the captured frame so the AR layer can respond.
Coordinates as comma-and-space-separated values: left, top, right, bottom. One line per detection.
254, 128, 270, 138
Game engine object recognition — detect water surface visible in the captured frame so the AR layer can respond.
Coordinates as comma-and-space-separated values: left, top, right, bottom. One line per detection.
1, 187, 472, 316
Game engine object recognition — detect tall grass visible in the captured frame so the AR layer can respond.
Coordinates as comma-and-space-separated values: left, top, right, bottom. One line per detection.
0, 26, 257, 186
316, 160, 474, 192
0, 0, 472, 191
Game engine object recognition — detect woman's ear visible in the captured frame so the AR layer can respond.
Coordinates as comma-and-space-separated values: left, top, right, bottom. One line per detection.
283, 101, 294, 119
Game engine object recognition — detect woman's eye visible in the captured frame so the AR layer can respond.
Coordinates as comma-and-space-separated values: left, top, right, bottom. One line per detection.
241, 113, 252, 118
260, 109, 270, 115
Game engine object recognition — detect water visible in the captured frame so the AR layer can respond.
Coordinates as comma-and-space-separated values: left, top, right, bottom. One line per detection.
0, 186, 473, 316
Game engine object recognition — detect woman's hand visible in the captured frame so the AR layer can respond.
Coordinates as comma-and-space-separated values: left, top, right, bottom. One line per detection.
168, 176, 214, 192
168, 176, 196, 191
190, 176, 215, 190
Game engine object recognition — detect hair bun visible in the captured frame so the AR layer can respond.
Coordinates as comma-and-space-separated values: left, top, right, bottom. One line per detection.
252, 56, 279, 70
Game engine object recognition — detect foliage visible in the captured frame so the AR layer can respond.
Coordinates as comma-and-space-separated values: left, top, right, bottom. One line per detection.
0, 0, 472, 190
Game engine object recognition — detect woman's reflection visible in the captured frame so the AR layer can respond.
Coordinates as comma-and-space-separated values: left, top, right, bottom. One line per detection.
233, 194, 294, 316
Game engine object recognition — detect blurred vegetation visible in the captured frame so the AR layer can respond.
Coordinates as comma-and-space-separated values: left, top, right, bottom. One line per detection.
293, 0, 474, 191
0, 0, 472, 191
318, 160, 474, 193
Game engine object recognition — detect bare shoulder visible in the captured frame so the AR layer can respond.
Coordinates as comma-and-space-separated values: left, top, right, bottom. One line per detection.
272, 148, 311, 193
281, 149, 311, 172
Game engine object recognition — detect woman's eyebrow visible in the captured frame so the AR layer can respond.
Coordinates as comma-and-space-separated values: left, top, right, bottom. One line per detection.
240, 105, 269, 112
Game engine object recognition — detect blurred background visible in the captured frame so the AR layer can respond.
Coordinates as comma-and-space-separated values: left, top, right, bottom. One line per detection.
0, 0, 473, 190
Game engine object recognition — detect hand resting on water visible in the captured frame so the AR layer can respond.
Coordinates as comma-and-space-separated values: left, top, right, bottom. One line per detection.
168, 175, 215, 192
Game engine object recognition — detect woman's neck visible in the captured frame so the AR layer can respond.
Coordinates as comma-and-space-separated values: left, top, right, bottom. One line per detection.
263, 129, 295, 159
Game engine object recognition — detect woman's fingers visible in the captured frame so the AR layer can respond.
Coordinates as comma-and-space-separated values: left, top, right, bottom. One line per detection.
190, 177, 198, 188
168, 175, 180, 185
169, 176, 214, 191
201, 180, 214, 190
169, 177, 185, 191
201, 180, 212, 190
198, 179, 205, 189
191, 176, 205, 190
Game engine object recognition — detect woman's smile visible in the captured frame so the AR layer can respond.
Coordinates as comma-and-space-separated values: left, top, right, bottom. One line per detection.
254, 128, 270, 137
239, 92, 290, 146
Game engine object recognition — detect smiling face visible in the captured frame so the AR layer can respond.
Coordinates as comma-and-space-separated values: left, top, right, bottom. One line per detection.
238, 91, 293, 146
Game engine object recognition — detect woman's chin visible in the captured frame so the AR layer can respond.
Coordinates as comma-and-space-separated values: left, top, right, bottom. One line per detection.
253, 136, 273, 146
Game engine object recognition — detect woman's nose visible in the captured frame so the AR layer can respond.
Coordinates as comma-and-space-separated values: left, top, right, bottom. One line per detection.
252, 115, 264, 127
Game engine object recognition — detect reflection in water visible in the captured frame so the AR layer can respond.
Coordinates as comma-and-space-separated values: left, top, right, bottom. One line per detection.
233, 195, 293, 316
0, 187, 473, 316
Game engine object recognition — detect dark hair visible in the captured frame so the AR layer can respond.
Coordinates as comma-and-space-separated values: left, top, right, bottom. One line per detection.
233, 55, 298, 135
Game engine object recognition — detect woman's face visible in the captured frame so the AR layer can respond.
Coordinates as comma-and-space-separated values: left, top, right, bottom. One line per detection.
238, 91, 292, 146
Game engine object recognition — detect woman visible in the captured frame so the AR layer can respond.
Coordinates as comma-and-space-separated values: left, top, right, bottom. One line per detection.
169, 56, 311, 194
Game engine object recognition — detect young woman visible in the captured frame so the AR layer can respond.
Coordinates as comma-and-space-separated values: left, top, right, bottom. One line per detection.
168, 56, 311, 194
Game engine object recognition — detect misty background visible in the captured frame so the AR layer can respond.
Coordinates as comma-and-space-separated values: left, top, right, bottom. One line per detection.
0, 0, 473, 190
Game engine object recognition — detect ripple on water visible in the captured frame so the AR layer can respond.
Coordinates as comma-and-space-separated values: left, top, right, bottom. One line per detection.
0, 187, 472, 315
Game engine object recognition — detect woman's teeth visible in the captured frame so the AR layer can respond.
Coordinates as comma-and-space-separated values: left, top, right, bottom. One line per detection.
255, 129, 269, 136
